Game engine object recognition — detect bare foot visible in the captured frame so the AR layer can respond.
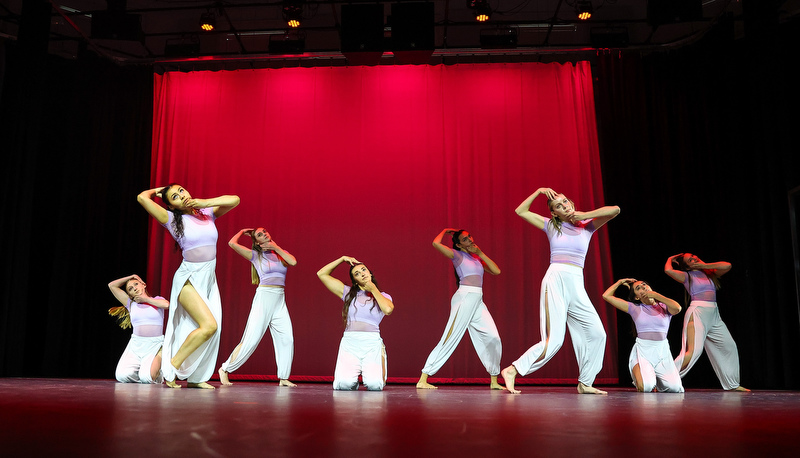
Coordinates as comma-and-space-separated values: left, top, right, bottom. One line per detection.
165, 379, 181, 389
489, 375, 507, 391
188, 382, 216, 389
577, 382, 607, 395
501, 366, 521, 394
218, 368, 233, 386
416, 380, 438, 389
279, 379, 297, 387
731, 386, 751, 392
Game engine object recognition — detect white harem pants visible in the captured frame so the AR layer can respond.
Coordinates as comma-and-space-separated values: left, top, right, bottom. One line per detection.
220, 286, 294, 379
512, 263, 607, 386
629, 338, 683, 393
421, 285, 502, 377
333, 332, 386, 391
673, 300, 741, 390
115, 334, 164, 384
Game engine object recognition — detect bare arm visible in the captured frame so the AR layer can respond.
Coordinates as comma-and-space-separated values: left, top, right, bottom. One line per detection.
467, 244, 501, 275
228, 228, 256, 260
362, 281, 395, 316
664, 254, 687, 283
133, 294, 170, 309
691, 259, 732, 278
317, 256, 359, 298
515, 187, 556, 230
570, 205, 620, 229
108, 274, 139, 306
432, 228, 457, 259
137, 188, 169, 225
186, 195, 241, 218
644, 291, 682, 315
262, 241, 298, 266
602, 278, 635, 312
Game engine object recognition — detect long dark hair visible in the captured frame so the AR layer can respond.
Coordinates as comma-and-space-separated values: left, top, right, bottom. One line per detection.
342, 263, 379, 329
451, 229, 467, 285
159, 183, 185, 251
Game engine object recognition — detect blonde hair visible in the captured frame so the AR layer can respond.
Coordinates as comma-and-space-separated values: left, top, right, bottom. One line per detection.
108, 306, 132, 329
546, 196, 570, 236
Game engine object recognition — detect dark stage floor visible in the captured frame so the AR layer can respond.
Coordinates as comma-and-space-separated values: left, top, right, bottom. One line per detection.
1, 378, 798, 457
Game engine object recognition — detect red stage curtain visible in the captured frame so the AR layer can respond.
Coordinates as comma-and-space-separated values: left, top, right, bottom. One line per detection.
149, 62, 618, 383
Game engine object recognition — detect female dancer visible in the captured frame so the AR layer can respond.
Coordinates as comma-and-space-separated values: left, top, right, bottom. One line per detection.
218, 227, 297, 387
138, 184, 239, 389
602, 278, 683, 392
665, 253, 748, 391
108, 274, 169, 383
416, 228, 504, 390
317, 256, 394, 391
501, 187, 619, 394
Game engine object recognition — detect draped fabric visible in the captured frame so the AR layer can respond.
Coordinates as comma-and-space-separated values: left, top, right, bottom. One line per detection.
147, 62, 618, 382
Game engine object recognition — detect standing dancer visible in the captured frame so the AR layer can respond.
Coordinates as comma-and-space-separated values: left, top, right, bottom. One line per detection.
665, 253, 749, 391
138, 184, 239, 389
416, 228, 504, 390
218, 227, 297, 387
602, 278, 683, 392
108, 274, 169, 384
501, 187, 619, 394
317, 256, 394, 391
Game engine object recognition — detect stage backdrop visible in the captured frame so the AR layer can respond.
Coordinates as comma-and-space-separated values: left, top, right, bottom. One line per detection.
148, 62, 618, 384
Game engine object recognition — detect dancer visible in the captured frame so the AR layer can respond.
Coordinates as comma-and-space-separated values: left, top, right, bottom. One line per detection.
502, 187, 619, 394
218, 227, 297, 387
138, 184, 239, 389
417, 228, 504, 390
317, 256, 394, 391
665, 253, 748, 391
602, 278, 683, 392
108, 274, 169, 384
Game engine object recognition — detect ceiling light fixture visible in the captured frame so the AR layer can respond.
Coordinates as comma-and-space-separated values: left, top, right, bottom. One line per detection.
576, 1, 593, 21
467, 0, 492, 23
199, 11, 216, 31
282, 1, 303, 28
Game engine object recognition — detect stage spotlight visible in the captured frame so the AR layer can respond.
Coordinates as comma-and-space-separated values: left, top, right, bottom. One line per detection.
576, 1, 593, 21
467, 0, 492, 22
200, 11, 216, 31
283, 1, 303, 28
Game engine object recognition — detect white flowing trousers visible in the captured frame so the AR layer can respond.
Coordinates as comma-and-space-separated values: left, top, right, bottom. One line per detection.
628, 338, 683, 393
333, 332, 387, 391
115, 335, 164, 384
162, 259, 222, 384
421, 285, 502, 377
674, 301, 741, 390
220, 286, 294, 379
512, 263, 607, 386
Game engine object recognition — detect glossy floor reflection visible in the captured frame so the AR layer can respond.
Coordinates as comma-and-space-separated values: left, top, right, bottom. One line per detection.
1, 378, 798, 457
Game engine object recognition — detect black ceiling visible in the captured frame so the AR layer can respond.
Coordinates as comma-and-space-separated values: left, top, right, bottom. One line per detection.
0, 1, 795, 67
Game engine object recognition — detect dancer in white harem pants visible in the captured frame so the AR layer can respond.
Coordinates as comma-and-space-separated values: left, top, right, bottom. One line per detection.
333, 332, 387, 391
220, 287, 294, 379
421, 285, 501, 377
512, 263, 606, 386
674, 301, 740, 390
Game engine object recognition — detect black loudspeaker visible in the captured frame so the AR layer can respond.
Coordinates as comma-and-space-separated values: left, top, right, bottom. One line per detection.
390, 2, 434, 64
91, 11, 143, 41
341, 4, 384, 50
647, 0, 703, 27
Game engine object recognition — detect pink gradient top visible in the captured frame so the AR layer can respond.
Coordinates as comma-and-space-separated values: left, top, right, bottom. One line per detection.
543, 219, 596, 268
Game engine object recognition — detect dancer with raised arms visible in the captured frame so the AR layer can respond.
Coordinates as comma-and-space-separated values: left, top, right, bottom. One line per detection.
502, 187, 619, 394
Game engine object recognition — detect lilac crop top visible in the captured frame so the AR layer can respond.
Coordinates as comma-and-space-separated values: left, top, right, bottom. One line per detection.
452, 249, 483, 287
627, 301, 671, 340
342, 285, 391, 333
542, 218, 596, 268
683, 270, 717, 302
126, 296, 165, 332
161, 207, 218, 261
251, 250, 288, 286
